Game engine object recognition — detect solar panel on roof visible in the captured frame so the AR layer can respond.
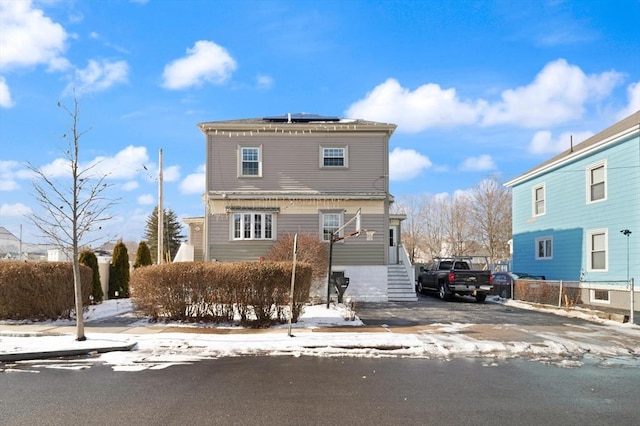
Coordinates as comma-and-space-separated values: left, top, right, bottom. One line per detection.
263, 113, 341, 123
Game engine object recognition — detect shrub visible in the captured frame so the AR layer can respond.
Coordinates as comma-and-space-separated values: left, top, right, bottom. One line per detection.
129, 261, 312, 327
0, 261, 92, 320
79, 250, 103, 303
267, 233, 328, 299
109, 240, 130, 298
134, 241, 153, 268
514, 279, 581, 307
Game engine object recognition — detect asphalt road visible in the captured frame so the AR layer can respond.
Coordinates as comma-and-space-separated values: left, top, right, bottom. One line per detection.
2, 356, 638, 426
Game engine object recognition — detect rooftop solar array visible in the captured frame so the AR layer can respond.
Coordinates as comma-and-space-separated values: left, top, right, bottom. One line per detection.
263, 113, 341, 123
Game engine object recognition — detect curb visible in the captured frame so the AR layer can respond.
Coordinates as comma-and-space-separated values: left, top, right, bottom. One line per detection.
0, 342, 137, 363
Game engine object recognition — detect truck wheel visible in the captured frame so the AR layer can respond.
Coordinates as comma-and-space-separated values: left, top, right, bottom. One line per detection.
438, 283, 449, 301
500, 289, 508, 299
475, 293, 487, 302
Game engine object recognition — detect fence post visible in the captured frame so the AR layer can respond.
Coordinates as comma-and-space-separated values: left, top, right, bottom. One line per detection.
631, 278, 635, 324
558, 280, 563, 307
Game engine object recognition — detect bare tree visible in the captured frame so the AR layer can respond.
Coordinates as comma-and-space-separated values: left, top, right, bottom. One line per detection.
422, 194, 448, 260
392, 194, 426, 263
27, 95, 117, 341
470, 178, 512, 264
446, 192, 473, 256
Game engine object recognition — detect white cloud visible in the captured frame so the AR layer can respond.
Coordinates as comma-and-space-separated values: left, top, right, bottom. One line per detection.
180, 164, 205, 194
459, 154, 496, 172
163, 165, 181, 182
389, 148, 432, 181
256, 74, 273, 90
346, 78, 482, 132
64, 59, 129, 95
39, 145, 149, 180
0, 0, 70, 72
162, 40, 237, 90
0, 202, 32, 216
121, 181, 139, 191
0, 160, 20, 190
482, 59, 622, 127
616, 81, 640, 120
528, 130, 594, 155
0, 76, 14, 108
137, 194, 154, 205
347, 60, 626, 133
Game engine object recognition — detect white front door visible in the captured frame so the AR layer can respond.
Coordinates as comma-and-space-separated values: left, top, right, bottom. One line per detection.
389, 225, 398, 264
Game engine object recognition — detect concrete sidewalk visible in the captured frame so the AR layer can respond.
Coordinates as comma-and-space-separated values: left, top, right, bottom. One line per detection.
1, 301, 638, 363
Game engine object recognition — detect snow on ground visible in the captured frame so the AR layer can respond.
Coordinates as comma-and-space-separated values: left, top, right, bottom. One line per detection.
1, 299, 639, 372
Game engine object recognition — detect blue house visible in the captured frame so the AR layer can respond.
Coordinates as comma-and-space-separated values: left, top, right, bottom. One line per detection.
505, 111, 639, 311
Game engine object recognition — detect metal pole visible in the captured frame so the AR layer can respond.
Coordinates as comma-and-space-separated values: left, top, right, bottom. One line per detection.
326, 232, 334, 309
558, 280, 563, 307
630, 278, 635, 324
157, 149, 164, 264
288, 233, 298, 337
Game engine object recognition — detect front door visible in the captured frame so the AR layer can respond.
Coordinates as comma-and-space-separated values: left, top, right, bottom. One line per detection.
389, 225, 398, 264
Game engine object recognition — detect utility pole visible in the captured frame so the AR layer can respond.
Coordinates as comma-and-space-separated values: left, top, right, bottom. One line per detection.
157, 149, 164, 264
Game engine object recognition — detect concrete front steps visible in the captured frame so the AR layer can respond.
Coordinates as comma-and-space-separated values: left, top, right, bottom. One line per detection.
387, 264, 418, 302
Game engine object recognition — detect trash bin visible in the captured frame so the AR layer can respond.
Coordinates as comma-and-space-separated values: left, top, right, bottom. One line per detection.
331, 272, 350, 303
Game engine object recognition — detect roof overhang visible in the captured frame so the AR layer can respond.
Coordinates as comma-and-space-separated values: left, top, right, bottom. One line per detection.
505, 123, 639, 187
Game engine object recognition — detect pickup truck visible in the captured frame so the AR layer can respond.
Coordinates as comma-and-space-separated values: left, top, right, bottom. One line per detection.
416, 257, 493, 302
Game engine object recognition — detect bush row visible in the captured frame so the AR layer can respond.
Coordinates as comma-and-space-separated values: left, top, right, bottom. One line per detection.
0, 261, 92, 320
130, 261, 312, 327
514, 279, 581, 307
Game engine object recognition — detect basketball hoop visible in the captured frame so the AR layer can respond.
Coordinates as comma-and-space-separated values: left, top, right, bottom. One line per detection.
365, 229, 376, 241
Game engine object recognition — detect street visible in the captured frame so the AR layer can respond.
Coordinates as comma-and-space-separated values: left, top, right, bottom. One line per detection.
1, 356, 639, 426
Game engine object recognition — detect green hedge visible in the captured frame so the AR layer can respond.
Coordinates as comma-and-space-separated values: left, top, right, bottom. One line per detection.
130, 261, 312, 327
0, 261, 92, 320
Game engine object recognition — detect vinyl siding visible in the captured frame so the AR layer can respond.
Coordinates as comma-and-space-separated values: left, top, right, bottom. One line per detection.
207, 133, 388, 194
511, 134, 639, 282
208, 212, 386, 265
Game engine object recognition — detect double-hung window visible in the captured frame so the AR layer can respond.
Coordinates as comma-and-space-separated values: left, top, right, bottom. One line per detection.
232, 212, 274, 240
587, 229, 607, 271
320, 146, 347, 168
321, 212, 342, 242
239, 146, 261, 177
535, 237, 552, 260
587, 161, 606, 203
532, 184, 545, 216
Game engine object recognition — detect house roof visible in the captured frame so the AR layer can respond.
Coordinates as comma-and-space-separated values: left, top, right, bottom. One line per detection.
505, 110, 640, 187
198, 114, 397, 135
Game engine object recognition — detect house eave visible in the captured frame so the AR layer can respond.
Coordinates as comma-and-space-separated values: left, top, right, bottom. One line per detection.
206, 191, 389, 201
198, 119, 397, 136
505, 120, 640, 187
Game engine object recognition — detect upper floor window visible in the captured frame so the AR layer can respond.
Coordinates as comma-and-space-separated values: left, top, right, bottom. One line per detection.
587, 229, 607, 271
535, 236, 552, 260
239, 146, 261, 177
232, 212, 274, 240
532, 184, 545, 216
587, 161, 606, 203
321, 211, 342, 241
320, 146, 348, 168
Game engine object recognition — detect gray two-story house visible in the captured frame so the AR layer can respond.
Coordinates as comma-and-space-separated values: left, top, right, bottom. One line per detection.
185, 114, 416, 302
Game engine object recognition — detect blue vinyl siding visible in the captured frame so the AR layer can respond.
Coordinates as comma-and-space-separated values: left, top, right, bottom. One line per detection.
511, 135, 639, 283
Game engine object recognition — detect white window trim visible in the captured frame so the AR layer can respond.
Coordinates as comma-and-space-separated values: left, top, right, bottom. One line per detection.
532, 183, 545, 217
586, 228, 608, 272
586, 160, 607, 204
319, 145, 348, 168
238, 145, 263, 178
589, 289, 611, 305
535, 236, 553, 260
230, 212, 275, 240
320, 210, 344, 242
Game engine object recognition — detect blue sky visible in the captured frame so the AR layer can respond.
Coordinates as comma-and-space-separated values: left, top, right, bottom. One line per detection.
1, 0, 639, 244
